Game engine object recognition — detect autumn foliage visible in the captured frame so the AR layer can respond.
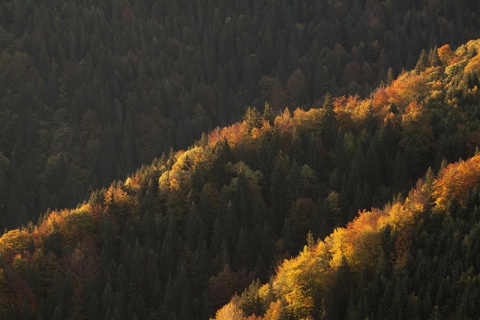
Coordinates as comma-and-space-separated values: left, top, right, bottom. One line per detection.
214, 151, 480, 319
433, 155, 480, 209
2, 37, 480, 319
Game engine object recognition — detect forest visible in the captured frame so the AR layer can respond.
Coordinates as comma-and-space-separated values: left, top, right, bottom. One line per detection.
1, 0, 480, 319
0, 0, 479, 230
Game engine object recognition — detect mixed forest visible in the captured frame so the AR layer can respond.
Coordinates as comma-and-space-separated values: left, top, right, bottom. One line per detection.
0, 0, 479, 230
1, 0, 480, 320
2, 35, 480, 319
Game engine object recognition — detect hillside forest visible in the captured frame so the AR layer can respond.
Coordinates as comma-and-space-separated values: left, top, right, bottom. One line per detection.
0, 0, 479, 230
1, 33, 480, 318
1, 1, 480, 320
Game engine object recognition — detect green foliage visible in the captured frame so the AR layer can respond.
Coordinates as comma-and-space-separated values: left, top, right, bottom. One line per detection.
1, 2, 480, 319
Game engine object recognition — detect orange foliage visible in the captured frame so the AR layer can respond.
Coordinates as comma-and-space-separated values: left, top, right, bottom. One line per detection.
333, 95, 362, 127
372, 87, 390, 111
334, 92, 392, 127
124, 172, 142, 192
35, 210, 62, 240
438, 44, 455, 65
208, 122, 248, 148
433, 155, 480, 209
262, 300, 283, 320
401, 100, 424, 123
385, 73, 427, 107
273, 108, 296, 151
160, 169, 191, 191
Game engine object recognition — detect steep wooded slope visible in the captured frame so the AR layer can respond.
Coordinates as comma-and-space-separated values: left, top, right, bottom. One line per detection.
213, 40, 480, 320
213, 155, 480, 320
1, 39, 480, 319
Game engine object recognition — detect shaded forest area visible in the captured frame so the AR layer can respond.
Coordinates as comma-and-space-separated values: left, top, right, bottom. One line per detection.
1, 0, 480, 230
1, 36, 480, 319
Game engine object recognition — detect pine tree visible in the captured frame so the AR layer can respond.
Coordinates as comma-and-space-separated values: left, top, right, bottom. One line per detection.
414, 49, 428, 73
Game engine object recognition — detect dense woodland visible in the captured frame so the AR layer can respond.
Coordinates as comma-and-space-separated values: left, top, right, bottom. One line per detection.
1, 0, 480, 319
1, 33, 480, 319
214, 155, 480, 320
0, 0, 480, 230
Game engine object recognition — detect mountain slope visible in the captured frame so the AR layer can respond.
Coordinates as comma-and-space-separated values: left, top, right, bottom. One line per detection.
1, 39, 480, 319
213, 155, 480, 320
212, 40, 480, 320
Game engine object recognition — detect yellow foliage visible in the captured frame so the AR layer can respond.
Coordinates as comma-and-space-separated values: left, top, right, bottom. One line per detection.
212, 300, 245, 320
355, 99, 374, 121
464, 52, 480, 75
386, 202, 415, 231
273, 241, 329, 318
262, 300, 283, 320
0, 230, 31, 263
105, 185, 135, 206
327, 228, 347, 268
158, 146, 211, 192
292, 107, 323, 132
423, 66, 442, 81
172, 146, 205, 172
32, 204, 96, 248
339, 209, 385, 270
159, 169, 192, 191
258, 283, 275, 306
